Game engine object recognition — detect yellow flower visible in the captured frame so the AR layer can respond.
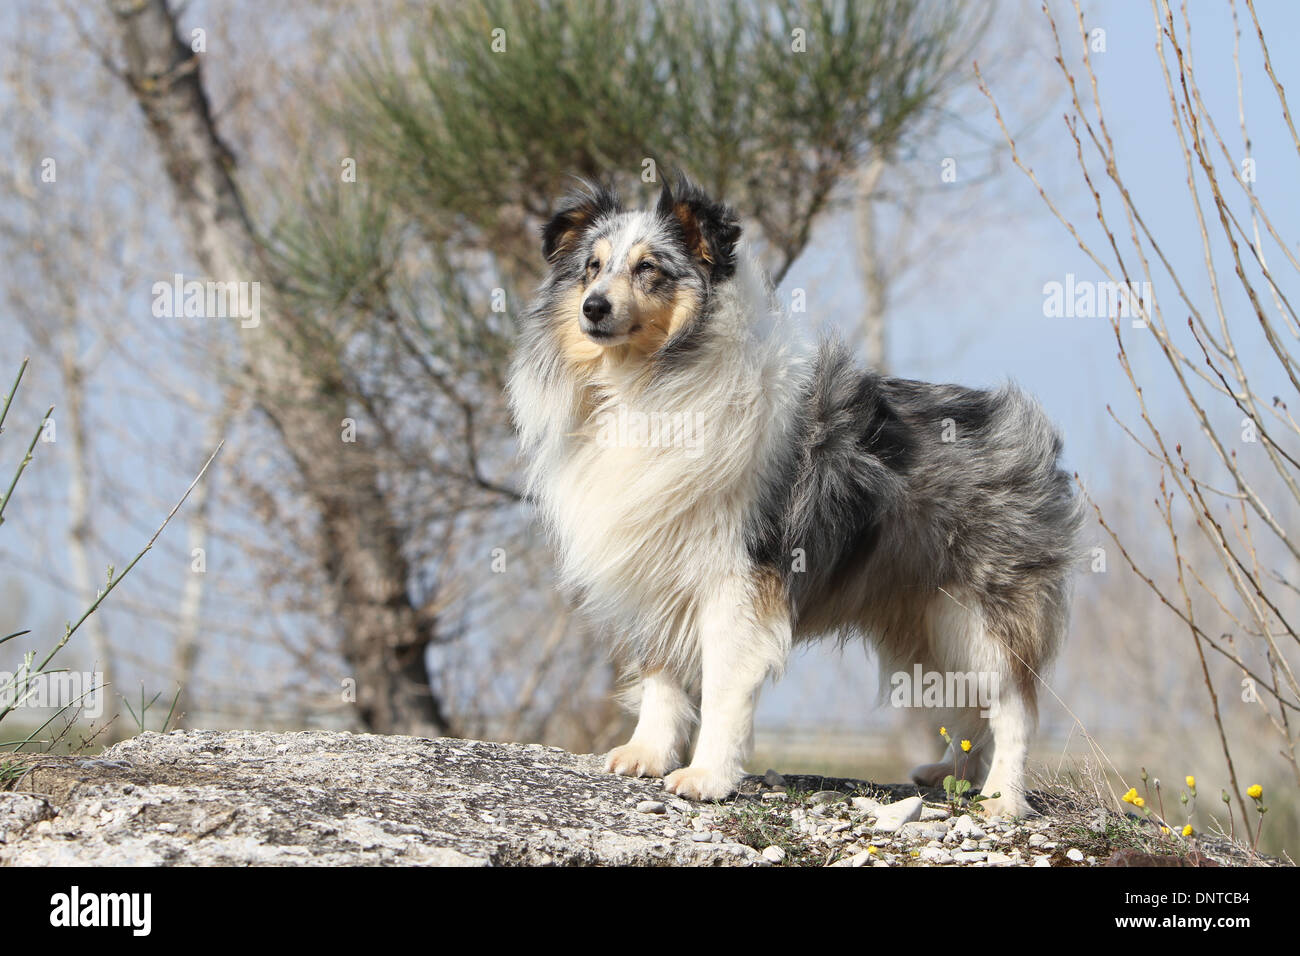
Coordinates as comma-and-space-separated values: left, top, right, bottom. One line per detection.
1160, 826, 1170, 835
1247, 784, 1263, 800
1122, 788, 1138, 804
939, 727, 947, 736
1185, 775, 1196, 790
1133, 796, 1145, 808
1182, 824, 1194, 837
867, 846, 879, 855
961, 740, 972, 753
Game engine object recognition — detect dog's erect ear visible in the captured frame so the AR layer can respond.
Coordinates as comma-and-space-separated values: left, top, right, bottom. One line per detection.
656, 175, 742, 281
541, 182, 620, 263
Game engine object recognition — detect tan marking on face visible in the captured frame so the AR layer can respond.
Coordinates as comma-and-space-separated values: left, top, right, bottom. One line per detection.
554, 284, 603, 366
550, 286, 610, 425
589, 237, 613, 273
626, 287, 700, 354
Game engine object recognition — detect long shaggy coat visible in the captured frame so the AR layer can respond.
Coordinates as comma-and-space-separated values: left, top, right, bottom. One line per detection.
507, 176, 1083, 816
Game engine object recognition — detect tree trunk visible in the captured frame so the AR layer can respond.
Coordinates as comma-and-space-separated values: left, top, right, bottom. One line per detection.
171, 389, 229, 729
61, 345, 120, 737
106, 0, 451, 737
855, 157, 889, 373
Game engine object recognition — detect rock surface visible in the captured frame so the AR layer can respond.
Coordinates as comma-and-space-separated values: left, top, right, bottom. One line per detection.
0, 730, 1279, 866
0, 731, 763, 866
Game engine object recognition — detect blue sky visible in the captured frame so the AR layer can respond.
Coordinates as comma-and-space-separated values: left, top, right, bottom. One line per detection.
762, 0, 1300, 731
790, 0, 1298, 465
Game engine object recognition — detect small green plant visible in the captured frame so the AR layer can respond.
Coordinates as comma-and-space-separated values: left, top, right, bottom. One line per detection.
121, 684, 183, 734
0, 359, 219, 752
1247, 785, 1268, 854
1059, 812, 1159, 858
937, 726, 999, 812
1181, 775, 1197, 839
1117, 767, 1273, 858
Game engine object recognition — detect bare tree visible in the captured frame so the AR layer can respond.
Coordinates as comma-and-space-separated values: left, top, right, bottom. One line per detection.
981, 0, 1300, 838
105, 0, 452, 735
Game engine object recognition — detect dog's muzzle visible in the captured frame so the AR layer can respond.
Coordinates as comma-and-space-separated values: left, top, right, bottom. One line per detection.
581, 292, 627, 340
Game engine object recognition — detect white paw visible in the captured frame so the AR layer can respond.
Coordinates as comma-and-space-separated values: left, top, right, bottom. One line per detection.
663, 765, 739, 802
605, 741, 677, 779
977, 790, 1028, 820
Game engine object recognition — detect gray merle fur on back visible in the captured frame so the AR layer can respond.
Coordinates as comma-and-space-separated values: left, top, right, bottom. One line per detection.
749, 341, 1086, 651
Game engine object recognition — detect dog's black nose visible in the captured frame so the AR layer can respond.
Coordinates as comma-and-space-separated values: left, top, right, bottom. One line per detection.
583, 294, 612, 323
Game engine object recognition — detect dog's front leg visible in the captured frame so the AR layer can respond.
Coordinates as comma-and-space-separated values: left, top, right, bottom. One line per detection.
664, 576, 789, 802
606, 670, 692, 779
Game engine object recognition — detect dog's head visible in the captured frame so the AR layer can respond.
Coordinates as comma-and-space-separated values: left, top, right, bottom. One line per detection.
539, 175, 741, 355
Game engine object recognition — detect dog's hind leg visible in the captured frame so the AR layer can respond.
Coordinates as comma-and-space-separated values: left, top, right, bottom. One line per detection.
977, 580, 1073, 818
948, 594, 1041, 819
664, 572, 790, 801
606, 669, 693, 779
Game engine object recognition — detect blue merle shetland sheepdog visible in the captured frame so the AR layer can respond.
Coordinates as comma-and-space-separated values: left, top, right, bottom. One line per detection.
507, 175, 1084, 817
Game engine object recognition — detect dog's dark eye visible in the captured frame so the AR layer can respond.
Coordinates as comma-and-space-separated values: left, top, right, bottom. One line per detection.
635, 260, 657, 275
587, 258, 601, 273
